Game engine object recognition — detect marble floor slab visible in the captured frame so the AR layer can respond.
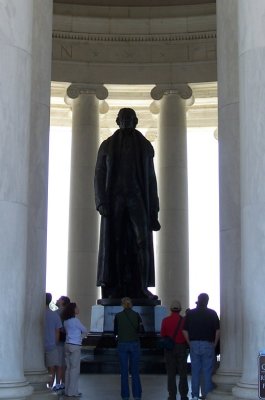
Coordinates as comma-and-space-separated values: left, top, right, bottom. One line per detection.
55, 373, 192, 400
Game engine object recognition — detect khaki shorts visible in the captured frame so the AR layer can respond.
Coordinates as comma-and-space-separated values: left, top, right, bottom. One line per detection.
45, 347, 59, 367
57, 343, 66, 366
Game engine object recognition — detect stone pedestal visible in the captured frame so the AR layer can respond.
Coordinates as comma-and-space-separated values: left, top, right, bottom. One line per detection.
85, 302, 167, 374
90, 304, 167, 333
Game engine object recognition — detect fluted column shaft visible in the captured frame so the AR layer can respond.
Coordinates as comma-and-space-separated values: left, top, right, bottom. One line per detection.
67, 84, 108, 327
233, 1, 265, 399
23, 1, 54, 398
151, 85, 192, 310
0, 1, 34, 399
208, 1, 242, 399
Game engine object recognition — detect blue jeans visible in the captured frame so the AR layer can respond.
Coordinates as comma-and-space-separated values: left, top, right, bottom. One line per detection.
189, 341, 215, 398
117, 341, 142, 399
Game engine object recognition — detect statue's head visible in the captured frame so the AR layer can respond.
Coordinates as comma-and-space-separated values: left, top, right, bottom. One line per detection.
116, 108, 138, 130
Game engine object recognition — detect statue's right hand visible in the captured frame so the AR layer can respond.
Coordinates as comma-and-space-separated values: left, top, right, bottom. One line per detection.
98, 204, 109, 217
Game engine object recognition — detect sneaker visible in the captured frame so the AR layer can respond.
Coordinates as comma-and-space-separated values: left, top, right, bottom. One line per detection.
52, 384, 61, 392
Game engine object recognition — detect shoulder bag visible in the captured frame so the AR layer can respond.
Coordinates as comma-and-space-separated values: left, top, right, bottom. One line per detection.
158, 316, 183, 350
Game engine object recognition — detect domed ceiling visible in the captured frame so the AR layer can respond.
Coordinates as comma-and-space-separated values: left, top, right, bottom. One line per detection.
54, 0, 215, 6
51, 0, 217, 130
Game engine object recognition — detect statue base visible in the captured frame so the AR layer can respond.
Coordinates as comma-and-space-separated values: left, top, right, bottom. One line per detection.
83, 301, 168, 374
97, 297, 161, 306
90, 302, 167, 333
81, 333, 167, 374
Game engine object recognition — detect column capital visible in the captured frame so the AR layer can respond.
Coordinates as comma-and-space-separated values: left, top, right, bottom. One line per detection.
151, 84, 193, 102
66, 83, 108, 101
149, 100, 160, 115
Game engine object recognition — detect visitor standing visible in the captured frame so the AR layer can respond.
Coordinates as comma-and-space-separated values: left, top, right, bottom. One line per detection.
182, 293, 220, 400
160, 300, 189, 400
62, 302, 88, 398
44, 292, 62, 389
114, 297, 144, 400
53, 295, 70, 393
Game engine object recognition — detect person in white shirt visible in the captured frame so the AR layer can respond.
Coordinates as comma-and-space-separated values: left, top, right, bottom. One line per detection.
54, 295, 71, 393
62, 302, 88, 398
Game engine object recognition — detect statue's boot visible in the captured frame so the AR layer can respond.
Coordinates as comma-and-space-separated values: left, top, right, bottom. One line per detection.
138, 288, 158, 300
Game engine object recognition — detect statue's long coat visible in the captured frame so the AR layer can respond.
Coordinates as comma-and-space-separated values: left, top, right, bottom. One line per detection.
94, 129, 160, 288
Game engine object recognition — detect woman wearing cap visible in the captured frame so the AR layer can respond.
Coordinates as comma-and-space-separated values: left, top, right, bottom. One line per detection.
114, 297, 144, 400
160, 300, 189, 400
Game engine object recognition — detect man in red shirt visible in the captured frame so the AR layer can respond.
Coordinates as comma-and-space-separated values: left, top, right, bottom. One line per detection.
160, 300, 189, 400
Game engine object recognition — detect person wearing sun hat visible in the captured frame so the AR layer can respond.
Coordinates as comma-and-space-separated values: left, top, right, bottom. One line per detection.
160, 299, 189, 400
182, 293, 220, 400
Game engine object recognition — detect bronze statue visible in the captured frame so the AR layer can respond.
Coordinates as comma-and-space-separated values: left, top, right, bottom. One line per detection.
94, 108, 160, 299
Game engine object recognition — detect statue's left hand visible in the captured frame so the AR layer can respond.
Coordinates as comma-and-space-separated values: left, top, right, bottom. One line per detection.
151, 219, 161, 231
98, 204, 109, 217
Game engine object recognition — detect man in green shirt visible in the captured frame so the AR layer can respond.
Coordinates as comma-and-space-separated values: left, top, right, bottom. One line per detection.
114, 297, 144, 400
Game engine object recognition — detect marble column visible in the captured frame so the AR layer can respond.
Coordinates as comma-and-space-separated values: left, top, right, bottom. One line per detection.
67, 84, 108, 328
151, 85, 192, 310
0, 1, 33, 399
233, 1, 265, 399
23, 1, 54, 398
207, 1, 242, 399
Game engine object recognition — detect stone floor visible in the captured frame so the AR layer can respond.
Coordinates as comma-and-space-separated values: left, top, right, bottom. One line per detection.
55, 374, 192, 400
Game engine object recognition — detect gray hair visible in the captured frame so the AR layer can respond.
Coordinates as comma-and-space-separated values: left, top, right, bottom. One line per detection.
121, 297, 132, 309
